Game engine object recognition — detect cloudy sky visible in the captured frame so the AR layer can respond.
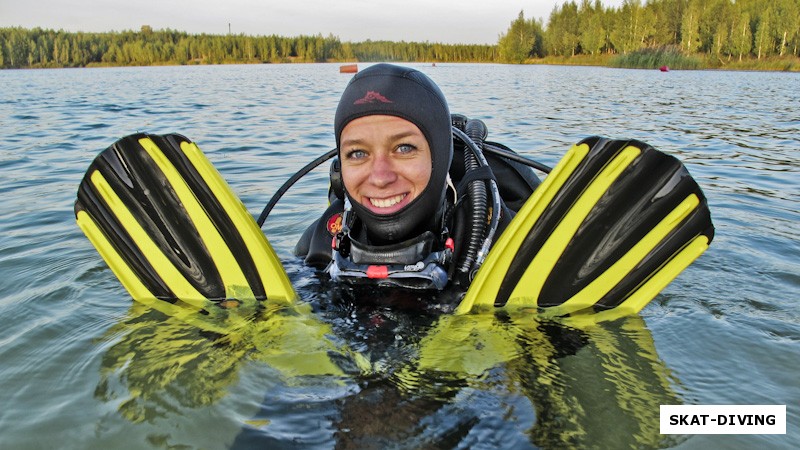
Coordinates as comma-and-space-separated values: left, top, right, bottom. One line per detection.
2, 0, 624, 45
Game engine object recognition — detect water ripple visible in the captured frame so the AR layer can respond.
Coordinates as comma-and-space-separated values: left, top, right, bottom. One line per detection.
1, 64, 798, 448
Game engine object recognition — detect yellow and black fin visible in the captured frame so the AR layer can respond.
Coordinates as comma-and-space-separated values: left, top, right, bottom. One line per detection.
75, 133, 296, 306
458, 137, 714, 316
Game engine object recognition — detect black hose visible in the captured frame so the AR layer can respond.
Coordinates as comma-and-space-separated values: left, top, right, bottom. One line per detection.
455, 120, 490, 279
468, 140, 502, 276
257, 148, 338, 227
484, 142, 552, 174
453, 126, 503, 277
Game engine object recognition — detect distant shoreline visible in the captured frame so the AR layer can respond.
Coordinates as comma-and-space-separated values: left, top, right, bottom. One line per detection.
2, 26, 797, 73
6, 57, 797, 73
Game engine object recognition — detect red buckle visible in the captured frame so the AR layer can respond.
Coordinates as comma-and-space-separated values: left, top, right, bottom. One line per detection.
366, 265, 389, 279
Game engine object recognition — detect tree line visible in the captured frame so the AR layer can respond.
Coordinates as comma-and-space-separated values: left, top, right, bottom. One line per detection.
0, 26, 494, 69
499, 0, 800, 63
2, 0, 798, 69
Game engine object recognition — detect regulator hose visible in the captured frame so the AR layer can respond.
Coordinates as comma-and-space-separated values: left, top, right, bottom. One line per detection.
257, 148, 337, 227
459, 124, 502, 278
456, 120, 488, 280
469, 138, 502, 276
484, 142, 552, 174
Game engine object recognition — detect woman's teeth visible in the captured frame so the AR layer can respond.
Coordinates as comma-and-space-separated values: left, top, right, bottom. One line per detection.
369, 194, 406, 208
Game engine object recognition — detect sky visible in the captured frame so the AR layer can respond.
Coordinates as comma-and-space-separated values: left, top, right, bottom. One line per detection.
1, 0, 625, 45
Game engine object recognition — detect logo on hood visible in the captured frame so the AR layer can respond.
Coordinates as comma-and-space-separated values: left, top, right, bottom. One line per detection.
354, 91, 393, 105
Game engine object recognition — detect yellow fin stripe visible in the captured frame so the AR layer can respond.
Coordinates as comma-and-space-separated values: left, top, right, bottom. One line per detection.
138, 137, 254, 301
555, 194, 701, 313
179, 141, 296, 304
613, 234, 709, 315
555, 233, 709, 325
456, 142, 591, 314
76, 208, 156, 301
86, 170, 207, 305
507, 145, 642, 306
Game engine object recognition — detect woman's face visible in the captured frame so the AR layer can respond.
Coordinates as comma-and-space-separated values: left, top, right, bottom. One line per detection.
340, 115, 432, 215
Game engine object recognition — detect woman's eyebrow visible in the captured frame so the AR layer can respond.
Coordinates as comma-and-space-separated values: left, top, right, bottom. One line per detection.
341, 130, 421, 148
340, 137, 365, 147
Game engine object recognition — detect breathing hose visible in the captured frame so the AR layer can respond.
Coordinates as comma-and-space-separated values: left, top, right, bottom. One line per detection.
449, 117, 503, 282
456, 120, 488, 280
257, 148, 337, 227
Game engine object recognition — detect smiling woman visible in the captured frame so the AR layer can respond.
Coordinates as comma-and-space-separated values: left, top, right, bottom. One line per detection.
293, 64, 464, 287
331, 64, 455, 245
293, 63, 542, 290
340, 115, 433, 215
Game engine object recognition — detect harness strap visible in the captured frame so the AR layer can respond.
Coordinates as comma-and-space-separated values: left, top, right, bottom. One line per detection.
455, 165, 496, 198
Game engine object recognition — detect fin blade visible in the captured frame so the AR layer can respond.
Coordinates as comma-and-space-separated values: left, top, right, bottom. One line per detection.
506, 144, 642, 304
75, 133, 296, 305
138, 137, 252, 298
84, 168, 208, 304
458, 137, 714, 317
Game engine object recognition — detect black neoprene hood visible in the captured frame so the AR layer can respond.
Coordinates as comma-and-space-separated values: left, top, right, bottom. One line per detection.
334, 63, 453, 244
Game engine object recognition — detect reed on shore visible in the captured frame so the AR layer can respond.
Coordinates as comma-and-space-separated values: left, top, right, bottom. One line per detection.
610, 47, 702, 70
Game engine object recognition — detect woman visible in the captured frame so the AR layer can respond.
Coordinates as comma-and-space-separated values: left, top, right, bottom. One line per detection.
295, 63, 540, 290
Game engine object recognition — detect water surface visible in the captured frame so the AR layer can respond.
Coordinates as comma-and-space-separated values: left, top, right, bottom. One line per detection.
1, 64, 798, 449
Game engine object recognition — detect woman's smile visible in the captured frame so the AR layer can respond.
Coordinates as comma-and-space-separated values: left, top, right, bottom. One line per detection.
368, 193, 408, 209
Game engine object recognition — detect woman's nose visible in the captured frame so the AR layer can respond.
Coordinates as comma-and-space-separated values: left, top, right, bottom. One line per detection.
368, 153, 398, 187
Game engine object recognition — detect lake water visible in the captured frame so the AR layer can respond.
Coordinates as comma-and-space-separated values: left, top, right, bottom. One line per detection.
1, 63, 798, 449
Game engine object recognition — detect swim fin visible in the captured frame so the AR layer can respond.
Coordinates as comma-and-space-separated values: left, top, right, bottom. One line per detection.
457, 136, 714, 316
75, 133, 296, 307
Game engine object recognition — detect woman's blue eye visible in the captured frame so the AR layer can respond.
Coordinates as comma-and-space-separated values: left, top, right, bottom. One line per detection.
346, 149, 367, 159
397, 144, 417, 154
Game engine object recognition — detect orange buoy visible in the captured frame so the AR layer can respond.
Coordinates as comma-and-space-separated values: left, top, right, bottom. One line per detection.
339, 64, 358, 74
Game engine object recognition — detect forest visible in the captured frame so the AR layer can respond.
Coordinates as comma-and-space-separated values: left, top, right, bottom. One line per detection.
1, 0, 798, 70
498, 0, 800, 69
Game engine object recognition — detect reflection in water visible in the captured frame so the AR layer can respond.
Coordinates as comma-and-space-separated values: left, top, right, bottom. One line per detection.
396, 312, 683, 448
95, 299, 358, 424
96, 289, 686, 448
